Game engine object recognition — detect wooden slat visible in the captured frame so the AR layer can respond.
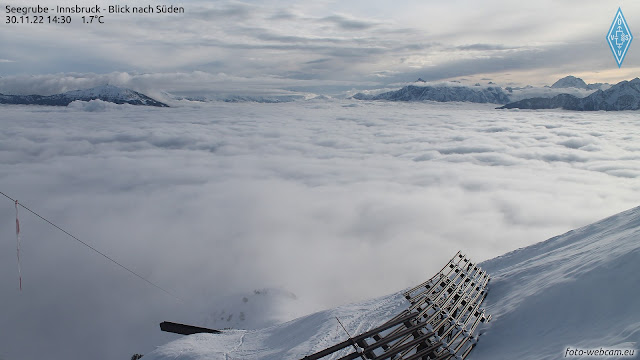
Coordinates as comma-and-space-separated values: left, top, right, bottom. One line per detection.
301, 312, 419, 360
299, 251, 490, 360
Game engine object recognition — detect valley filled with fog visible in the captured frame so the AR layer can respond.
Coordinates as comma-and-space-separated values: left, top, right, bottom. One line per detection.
1, 100, 639, 359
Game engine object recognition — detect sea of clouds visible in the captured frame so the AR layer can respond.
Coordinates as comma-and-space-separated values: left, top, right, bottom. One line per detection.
1, 100, 639, 360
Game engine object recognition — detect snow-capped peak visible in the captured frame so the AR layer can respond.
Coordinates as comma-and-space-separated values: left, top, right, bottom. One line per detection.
551, 75, 588, 89
63, 84, 137, 98
61, 85, 168, 106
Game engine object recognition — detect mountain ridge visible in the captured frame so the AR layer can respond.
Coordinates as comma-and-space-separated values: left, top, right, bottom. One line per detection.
499, 78, 640, 110
551, 75, 607, 91
353, 84, 510, 104
0, 85, 168, 107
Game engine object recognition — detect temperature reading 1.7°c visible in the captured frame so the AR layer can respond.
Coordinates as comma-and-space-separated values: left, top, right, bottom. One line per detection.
82, 15, 104, 24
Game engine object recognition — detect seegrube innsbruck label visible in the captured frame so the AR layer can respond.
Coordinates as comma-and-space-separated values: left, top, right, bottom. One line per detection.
5, 4, 185, 24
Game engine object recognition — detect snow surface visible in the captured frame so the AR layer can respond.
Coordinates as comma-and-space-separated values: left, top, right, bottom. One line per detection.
147, 205, 640, 360
471, 205, 640, 359
146, 292, 409, 360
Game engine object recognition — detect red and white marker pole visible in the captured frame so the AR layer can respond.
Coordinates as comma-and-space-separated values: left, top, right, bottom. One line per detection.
15, 200, 21, 291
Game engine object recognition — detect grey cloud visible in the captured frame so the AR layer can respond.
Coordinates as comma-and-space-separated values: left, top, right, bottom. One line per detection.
236, 26, 350, 45
320, 14, 379, 30
456, 43, 513, 51
269, 10, 297, 20
190, 3, 254, 20
304, 58, 332, 65
384, 40, 606, 84
0, 72, 379, 99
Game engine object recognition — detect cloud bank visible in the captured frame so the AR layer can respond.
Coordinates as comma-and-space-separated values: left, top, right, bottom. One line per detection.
1, 100, 639, 359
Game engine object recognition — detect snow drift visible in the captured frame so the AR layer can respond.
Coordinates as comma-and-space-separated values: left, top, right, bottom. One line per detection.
146, 205, 640, 360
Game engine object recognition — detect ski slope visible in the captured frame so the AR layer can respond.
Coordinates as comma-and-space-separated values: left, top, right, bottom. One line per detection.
146, 205, 640, 360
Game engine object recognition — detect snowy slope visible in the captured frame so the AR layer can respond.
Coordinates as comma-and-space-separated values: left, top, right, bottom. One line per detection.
0, 85, 168, 107
62, 85, 167, 106
471, 205, 640, 360
145, 205, 640, 360
353, 85, 510, 104
146, 292, 408, 360
550, 75, 607, 91
551, 75, 588, 89
500, 78, 640, 110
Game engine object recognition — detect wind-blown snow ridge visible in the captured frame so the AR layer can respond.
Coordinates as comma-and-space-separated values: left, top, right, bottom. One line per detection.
146, 205, 640, 360
0, 85, 168, 107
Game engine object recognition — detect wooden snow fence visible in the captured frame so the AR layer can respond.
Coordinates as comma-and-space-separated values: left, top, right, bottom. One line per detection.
301, 251, 491, 360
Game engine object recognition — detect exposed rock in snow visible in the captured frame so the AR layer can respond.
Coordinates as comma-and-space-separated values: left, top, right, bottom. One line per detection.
195, 288, 302, 331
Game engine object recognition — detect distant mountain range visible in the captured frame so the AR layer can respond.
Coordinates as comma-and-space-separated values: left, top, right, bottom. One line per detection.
0, 85, 168, 107
550, 75, 606, 91
4, 76, 635, 111
353, 84, 510, 104
500, 78, 640, 111
351, 75, 638, 111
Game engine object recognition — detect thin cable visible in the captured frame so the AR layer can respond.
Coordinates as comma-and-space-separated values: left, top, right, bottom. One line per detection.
336, 317, 367, 360
1, 191, 182, 302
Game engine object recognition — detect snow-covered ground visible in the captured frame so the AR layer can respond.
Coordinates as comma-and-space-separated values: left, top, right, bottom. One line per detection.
146, 204, 640, 360
472, 205, 640, 360
1, 100, 639, 360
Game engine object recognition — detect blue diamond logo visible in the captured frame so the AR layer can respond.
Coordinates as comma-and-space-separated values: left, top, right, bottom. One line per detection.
607, 8, 632, 68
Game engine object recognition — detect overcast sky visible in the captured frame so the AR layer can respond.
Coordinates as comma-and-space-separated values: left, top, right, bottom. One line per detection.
2, 0, 640, 94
